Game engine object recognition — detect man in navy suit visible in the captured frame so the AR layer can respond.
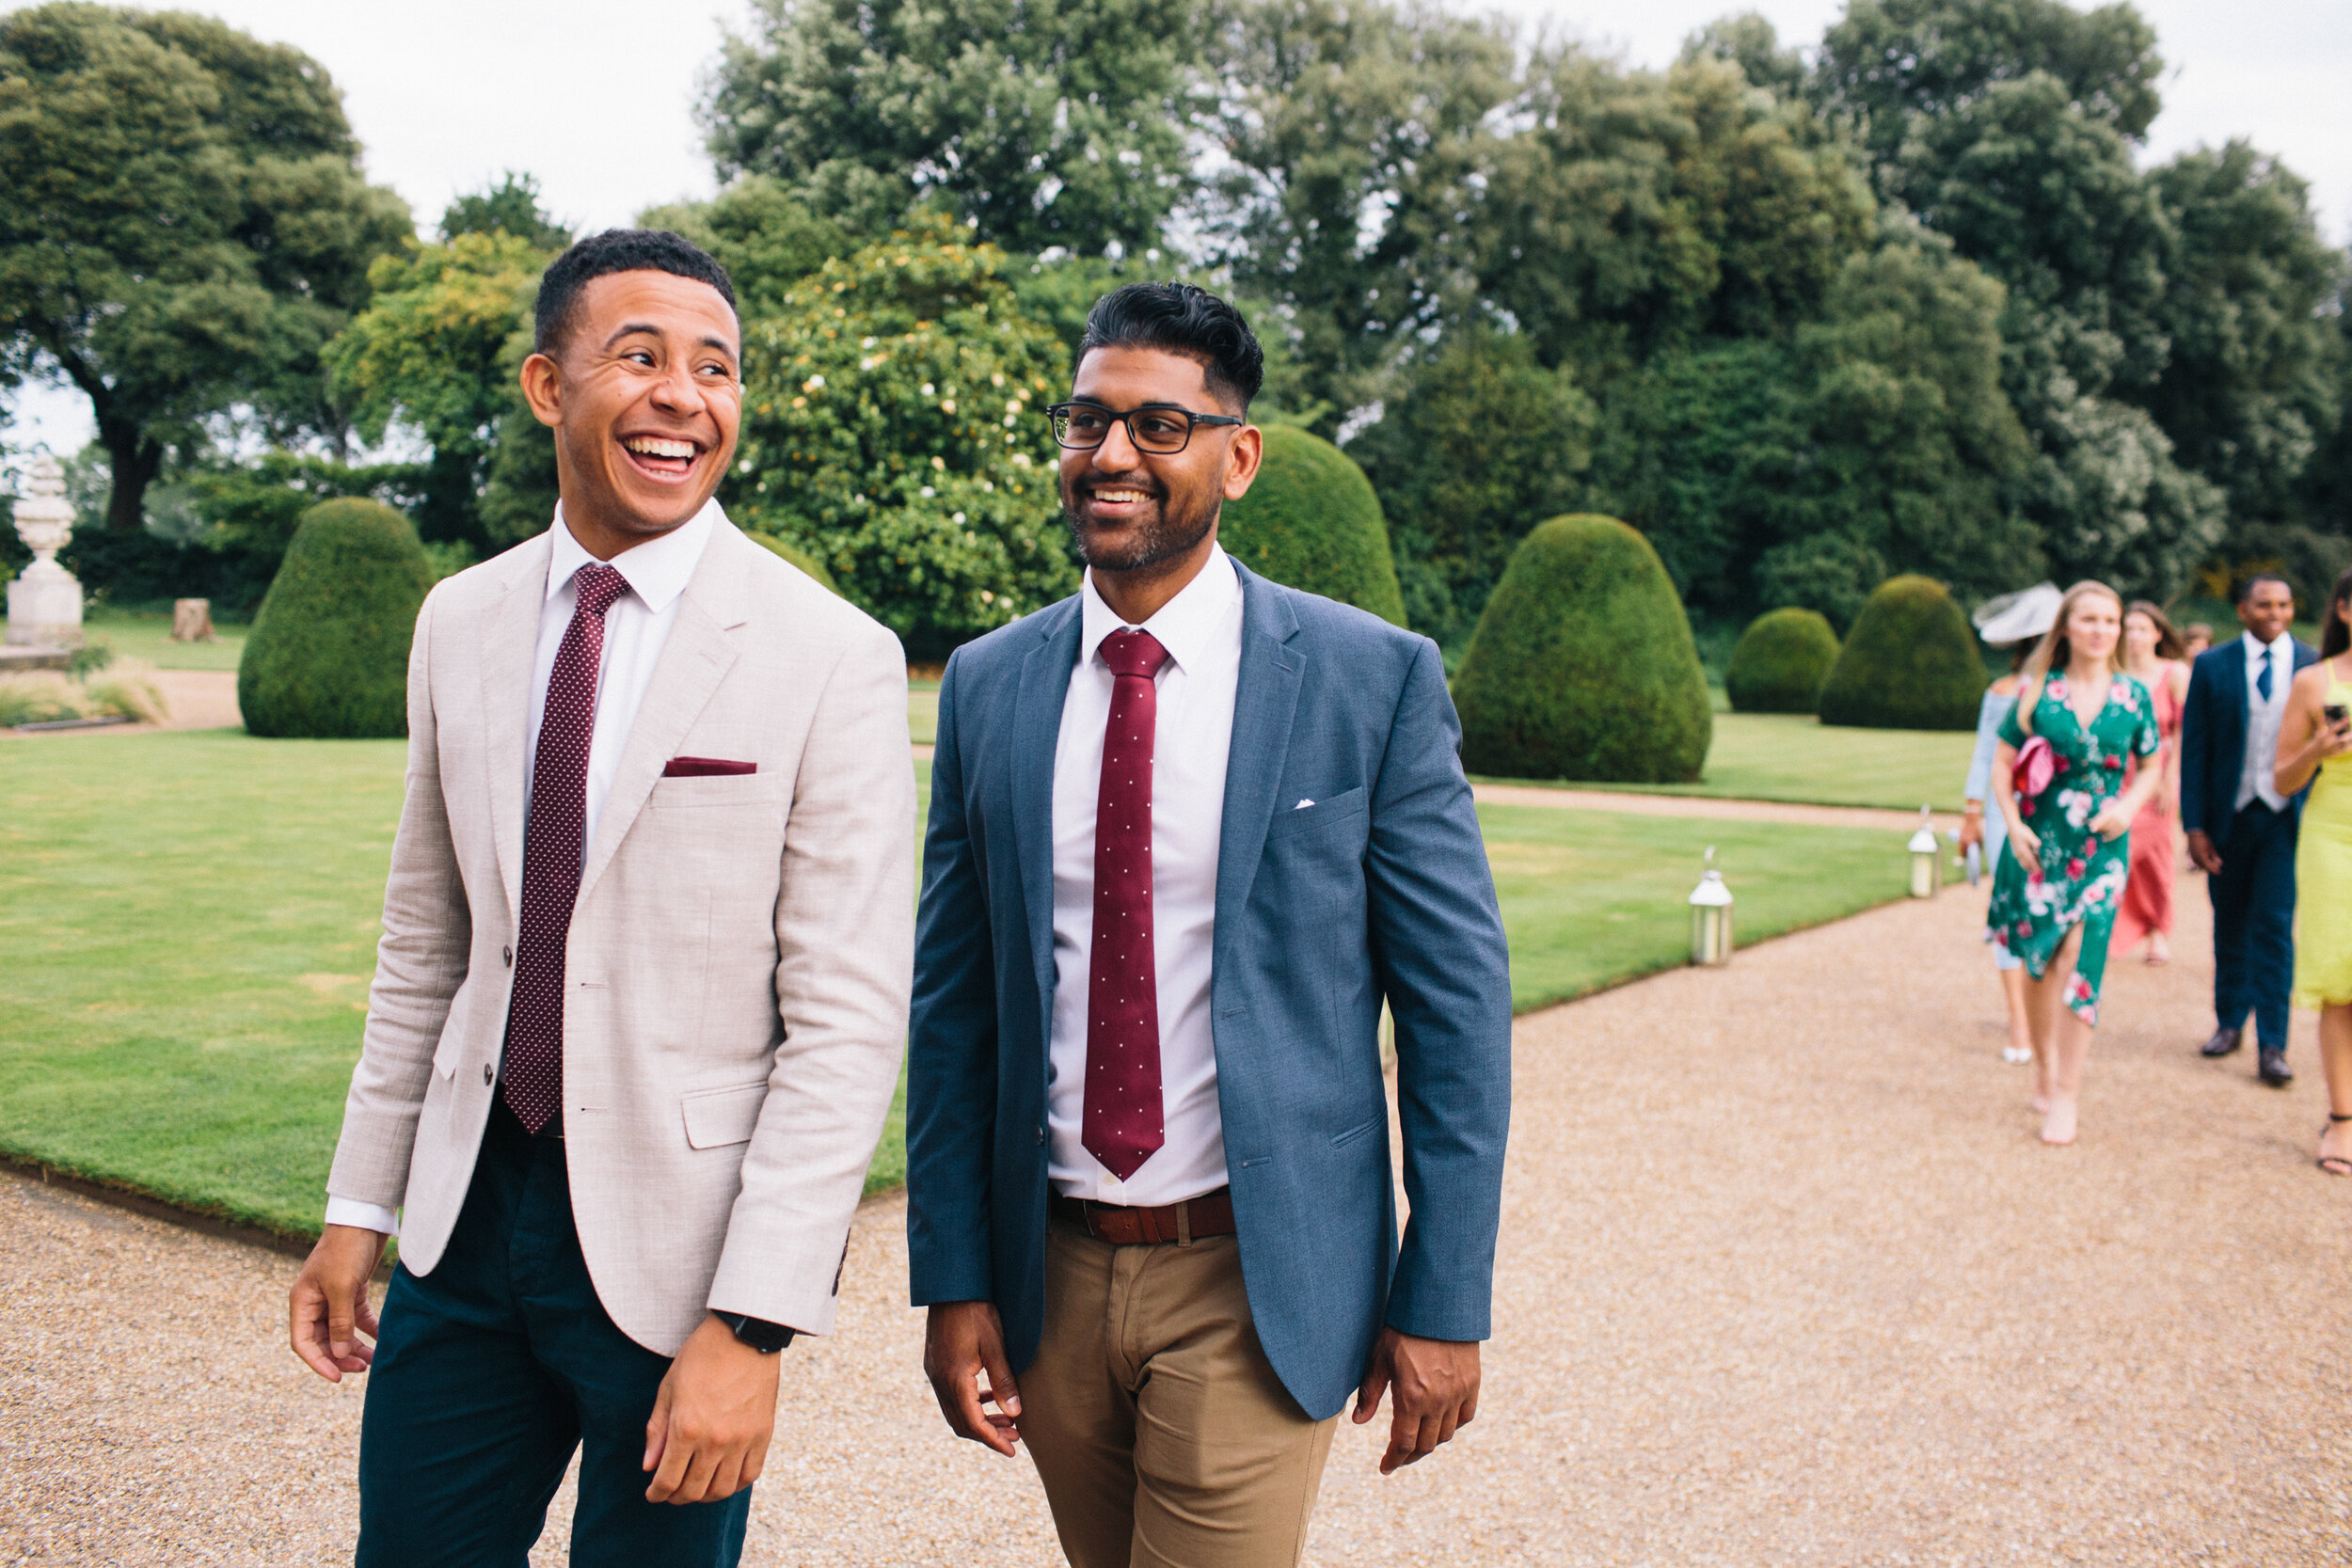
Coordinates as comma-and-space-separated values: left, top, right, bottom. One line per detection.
905, 283, 1513, 1567
2181, 573, 2317, 1085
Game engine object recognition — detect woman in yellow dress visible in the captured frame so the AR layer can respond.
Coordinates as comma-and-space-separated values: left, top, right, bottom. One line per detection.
2273, 565, 2352, 1175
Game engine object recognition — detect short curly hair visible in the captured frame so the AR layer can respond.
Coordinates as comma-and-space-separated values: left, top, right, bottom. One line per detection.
1078, 282, 1263, 411
534, 229, 738, 356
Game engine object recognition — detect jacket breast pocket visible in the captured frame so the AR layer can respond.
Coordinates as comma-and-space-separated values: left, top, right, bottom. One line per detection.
681, 1081, 770, 1149
1264, 784, 1368, 841
650, 773, 790, 812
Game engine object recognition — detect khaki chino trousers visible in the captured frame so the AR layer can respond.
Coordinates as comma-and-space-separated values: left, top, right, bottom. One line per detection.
1018, 1210, 1338, 1568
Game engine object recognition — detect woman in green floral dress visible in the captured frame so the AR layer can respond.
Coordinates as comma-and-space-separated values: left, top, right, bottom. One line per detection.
1989, 581, 2166, 1146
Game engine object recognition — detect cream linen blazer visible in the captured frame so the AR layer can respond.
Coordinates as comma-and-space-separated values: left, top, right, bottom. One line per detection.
326, 520, 914, 1355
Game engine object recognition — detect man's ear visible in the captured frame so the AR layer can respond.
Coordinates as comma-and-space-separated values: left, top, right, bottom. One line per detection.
518, 351, 564, 431
1221, 424, 1264, 502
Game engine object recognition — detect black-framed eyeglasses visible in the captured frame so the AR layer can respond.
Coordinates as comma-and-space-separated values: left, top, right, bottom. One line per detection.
1046, 402, 1244, 455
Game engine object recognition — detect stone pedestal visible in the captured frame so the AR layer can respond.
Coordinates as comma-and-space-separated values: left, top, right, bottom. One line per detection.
7, 453, 82, 649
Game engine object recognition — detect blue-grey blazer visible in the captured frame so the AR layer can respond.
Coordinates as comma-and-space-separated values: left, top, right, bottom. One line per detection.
905, 563, 1513, 1420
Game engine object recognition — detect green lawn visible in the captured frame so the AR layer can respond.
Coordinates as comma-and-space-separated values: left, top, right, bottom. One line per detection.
1484, 710, 1979, 813
2, 730, 1911, 1241
79, 607, 249, 671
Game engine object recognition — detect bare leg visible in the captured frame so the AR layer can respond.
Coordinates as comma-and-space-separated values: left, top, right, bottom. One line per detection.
2042, 1009, 2094, 1145
2319, 1005, 2352, 1169
2148, 931, 2170, 965
2019, 927, 2084, 1120
1998, 965, 2033, 1063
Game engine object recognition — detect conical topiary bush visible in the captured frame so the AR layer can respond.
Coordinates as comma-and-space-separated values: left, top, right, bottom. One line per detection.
1454, 515, 1711, 782
1216, 424, 1406, 625
238, 499, 434, 738
1815, 574, 1985, 731
1726, 607, 1839, 714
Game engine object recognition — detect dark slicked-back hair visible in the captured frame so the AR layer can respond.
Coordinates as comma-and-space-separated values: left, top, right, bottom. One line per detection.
533, 229, 738, 356
1079, 282, 1263, 411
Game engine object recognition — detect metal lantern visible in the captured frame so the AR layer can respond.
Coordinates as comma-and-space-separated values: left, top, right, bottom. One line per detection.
1907, 805, 1942, 898
1688, 846, 1735, 966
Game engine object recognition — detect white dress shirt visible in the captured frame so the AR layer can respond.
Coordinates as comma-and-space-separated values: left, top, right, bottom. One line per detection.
325, 501, 722, 1235
2236, 628, 2294, 813
1048, 545, 1243, 1206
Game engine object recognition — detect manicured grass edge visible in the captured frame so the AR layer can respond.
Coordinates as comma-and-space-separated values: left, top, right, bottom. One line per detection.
1467, 772, 1957, 814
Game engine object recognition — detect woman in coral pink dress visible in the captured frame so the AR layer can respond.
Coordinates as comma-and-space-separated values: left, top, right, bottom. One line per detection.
2113, 601, 2190, 963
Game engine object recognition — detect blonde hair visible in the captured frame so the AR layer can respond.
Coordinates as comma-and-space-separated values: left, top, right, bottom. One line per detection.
2015, 579, 2124, 736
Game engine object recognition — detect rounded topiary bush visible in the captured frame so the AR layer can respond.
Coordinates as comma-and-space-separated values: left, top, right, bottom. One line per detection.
1454, 515, 1711, 782
748, 531, 841, 594
1726, 607, 1839, 714
1815, 574, 1985, 731
238, 499, 434, 738
1216, 424, 1406, 625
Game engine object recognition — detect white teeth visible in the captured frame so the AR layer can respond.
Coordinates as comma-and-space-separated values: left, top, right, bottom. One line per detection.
624, 437, 696, 459
1093, 489, 1148, 502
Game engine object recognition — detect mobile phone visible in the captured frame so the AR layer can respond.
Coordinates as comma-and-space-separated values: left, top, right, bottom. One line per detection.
2328, 702, 2348, 726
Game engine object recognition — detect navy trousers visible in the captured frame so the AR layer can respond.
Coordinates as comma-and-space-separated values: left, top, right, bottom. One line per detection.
2210, 800, 2299, 1053
356, 1105, 751, 1567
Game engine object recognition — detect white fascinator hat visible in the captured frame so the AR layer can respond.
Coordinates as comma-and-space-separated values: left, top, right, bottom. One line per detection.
1971, 582, 2063, 647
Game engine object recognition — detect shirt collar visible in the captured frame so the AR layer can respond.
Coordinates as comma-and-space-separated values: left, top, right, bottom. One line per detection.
1079, 543, 1240, 675
2243, 627, 2291, 661
546, 499, 722, 614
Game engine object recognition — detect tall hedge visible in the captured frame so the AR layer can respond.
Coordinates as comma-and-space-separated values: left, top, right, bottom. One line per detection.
1216, 425, 1406, 625
238, 499, 433, 738
1726, 607, 1840, 713
1454, 515, 1712, 782
1816, 575, 1985, 731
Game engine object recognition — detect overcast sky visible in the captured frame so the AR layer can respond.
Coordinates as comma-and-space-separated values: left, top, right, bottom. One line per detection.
8, 0, 2348, 454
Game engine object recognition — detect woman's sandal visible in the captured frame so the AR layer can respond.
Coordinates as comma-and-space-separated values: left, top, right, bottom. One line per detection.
2318, 1112, 2352, 1178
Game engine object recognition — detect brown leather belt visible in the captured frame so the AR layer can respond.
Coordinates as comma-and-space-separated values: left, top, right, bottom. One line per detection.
1054, 1187, 1235, 1246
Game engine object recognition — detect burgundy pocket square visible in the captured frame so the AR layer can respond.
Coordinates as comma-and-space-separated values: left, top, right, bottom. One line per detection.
663, 756, 757, 778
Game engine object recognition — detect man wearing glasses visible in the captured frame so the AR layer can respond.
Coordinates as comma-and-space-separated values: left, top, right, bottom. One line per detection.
907, 282, 1512, 1566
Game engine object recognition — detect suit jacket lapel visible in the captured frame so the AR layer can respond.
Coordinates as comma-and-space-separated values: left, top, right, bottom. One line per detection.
1012, 601, 1082, 1040
575, 526, 748, 907
483, 534, 554, 919
1214, 565, 1305, 933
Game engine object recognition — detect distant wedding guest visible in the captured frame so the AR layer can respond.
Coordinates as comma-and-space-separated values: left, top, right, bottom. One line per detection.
2182, 573, 2317, 1086
2273, 566, 2352, 1175
2112, 602, 2191, 965
1988, 580, 2166, 1145
2183, 623, 2215, 660
1964, 583, 2062, 1068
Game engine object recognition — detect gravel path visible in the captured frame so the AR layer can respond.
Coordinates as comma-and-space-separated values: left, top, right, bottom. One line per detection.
8, 880, 2351, 1564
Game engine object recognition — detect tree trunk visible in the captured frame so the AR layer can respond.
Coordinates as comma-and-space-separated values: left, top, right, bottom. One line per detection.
99, 420, 163, 532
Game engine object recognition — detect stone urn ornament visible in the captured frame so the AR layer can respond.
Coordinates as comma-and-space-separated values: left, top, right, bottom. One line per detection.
8, 454, 84, 648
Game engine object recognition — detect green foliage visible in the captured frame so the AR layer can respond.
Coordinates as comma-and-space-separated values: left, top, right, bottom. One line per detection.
237, 499, 432, 738
1453, 515, 1711, 783
1816, 574, 1985, 731
439, 171, 572, 251
638, 177, 852, 313
0, 5, 411, 531
1216, 425, 1405, 625
725, 219, 1076, 656
702, 0, 1200, 256
745, 530, 840, 594
1725, 608, 1839, 714
1348, 325, 1595, 647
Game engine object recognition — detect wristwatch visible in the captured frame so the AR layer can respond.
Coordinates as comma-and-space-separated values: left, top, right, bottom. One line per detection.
714, 1311, 796, 1354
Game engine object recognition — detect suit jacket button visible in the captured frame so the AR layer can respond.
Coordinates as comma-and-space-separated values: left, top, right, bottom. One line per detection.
502, 945, 514, 967
1036, 1126, 1045, 1146
483, 1064, 493, 1085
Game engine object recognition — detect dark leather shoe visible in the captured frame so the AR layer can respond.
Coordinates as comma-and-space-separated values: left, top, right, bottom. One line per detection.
2201, 1027, 2243, 1058
2260, 1048, 2294, 1087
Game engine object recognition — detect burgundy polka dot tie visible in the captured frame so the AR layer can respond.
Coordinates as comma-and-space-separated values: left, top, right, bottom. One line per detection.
1085, 628, 1169, 1180
501, 562, 629, 1133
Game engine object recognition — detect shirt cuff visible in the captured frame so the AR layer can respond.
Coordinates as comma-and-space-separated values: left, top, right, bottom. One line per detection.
324, 1196, 401, 1237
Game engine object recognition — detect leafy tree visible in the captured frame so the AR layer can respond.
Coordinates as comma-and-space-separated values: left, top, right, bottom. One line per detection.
702, 0, 1200, 256
326, 230, 549, 548
1347, 325, 1596, 646
0, 5, 411, 531
639, 176, 850, 314
440, 170, 572, 251
1679, 11, 1808, 103
725, 219, 1076, 654
1812, 0, 2163, 170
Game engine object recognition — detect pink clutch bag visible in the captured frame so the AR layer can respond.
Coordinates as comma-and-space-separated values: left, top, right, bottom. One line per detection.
2013, 736, 2056, 800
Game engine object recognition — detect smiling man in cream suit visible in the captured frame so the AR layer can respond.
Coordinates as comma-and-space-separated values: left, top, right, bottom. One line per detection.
287, 230, 914, 1566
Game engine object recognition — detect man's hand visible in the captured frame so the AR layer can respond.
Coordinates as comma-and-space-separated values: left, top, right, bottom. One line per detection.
643, 1314, 783, 1505
1352, 1328, 1481, 1475
289, 1224, 389, 1382
2187, 829, 2223, 875
923, 1300, 1022, 1456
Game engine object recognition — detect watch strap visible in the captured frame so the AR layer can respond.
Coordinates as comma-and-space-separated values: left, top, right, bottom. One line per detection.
715, 1311, 795, 1354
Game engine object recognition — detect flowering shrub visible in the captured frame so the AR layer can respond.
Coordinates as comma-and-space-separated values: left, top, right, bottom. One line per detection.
728, 220, 1078, 654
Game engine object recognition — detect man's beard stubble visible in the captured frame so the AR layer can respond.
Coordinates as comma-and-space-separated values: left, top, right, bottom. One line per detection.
1061, 472, 1219, 575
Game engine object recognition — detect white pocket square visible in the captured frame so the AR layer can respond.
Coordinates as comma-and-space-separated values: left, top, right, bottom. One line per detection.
1295, 799, 1314, 809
